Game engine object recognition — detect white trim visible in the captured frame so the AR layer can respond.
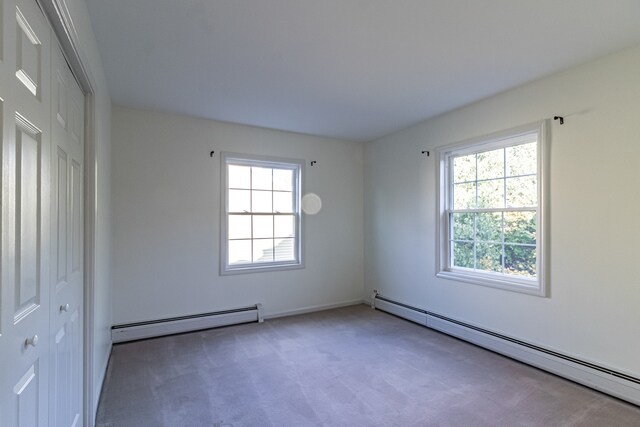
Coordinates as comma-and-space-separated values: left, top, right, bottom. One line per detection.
436, 270, 543, 296
93, 341, 111, 415
111, 308, 261, 343
373, 298, 427, 325
220, 152, 305, 275
436, 120, 549, 297
82, 91, 98, 427
263, 299, 364, 319
221, 260, 305, 276
372, 294, 640, 406
38, 0, 96, 93
427, 317, 640, 406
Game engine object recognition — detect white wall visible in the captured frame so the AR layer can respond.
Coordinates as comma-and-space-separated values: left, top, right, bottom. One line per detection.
364, 45, 640, 376
112, 107, 364, 324
61, 0, 112, 418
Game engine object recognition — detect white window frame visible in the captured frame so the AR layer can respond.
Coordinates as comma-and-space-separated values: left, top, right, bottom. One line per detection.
220, 152, 304, 275
436, 121, 549, 296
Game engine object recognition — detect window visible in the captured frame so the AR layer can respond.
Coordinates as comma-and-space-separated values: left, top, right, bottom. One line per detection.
437, 121, 548, 296
221, 153, 303, 274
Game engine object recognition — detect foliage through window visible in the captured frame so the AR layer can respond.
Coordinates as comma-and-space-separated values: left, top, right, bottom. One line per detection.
437, 122, 547, 296
221, 153, 303, 274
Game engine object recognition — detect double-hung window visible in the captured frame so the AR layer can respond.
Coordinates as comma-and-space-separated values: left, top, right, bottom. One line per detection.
221, 153, 303, 274
437, 121, 548, 296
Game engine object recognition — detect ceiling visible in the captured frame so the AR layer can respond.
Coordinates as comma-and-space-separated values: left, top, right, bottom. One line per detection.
86, 0, 640, 142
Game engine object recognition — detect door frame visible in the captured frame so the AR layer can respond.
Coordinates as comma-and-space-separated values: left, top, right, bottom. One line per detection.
36, 1, 100, 426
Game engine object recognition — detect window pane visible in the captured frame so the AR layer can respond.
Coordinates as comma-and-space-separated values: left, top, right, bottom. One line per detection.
504, 212, 536, 245
453, 155, 476, 183
274, 238, 295, 261
273, 169, 294, 191
452, 213, 474, 241
506, 176, 536, 207
476, 243, 502, 273
274, 215, 295, 238
228, 165, 251, 189
477, 148, 504, 180
228, 215, 251, 239
224, 156, 302, 273
504, 245, 536, 277
506, 142, 536, 177
477, 179, 504, 209
253, 215, 273, 239
252, 190, 272, 212
252, 167, 272, 190
476, 212, 502, 243
228, 189, 250, 212
273, 191, 293, 213
228, 240, 251, 265
253, 239, 274, 262
452, 241, 474, 268
453, 183, 476, 209
440, 126, 544, 292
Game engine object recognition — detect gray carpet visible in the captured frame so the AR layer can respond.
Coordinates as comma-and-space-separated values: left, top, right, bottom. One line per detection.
96, 305, 640, 426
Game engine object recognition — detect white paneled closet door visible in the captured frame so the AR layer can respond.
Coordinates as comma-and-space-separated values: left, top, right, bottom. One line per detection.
1, 0, 86, 426
49, 40, 84, 427
0, 0, 53, 425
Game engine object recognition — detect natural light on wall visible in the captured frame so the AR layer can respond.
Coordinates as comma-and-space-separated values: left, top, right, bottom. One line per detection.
437, 121, 548, 296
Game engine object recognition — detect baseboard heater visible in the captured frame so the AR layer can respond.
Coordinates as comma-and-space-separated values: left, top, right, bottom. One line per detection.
371, 291, 640, 406
111, 304, 264, 343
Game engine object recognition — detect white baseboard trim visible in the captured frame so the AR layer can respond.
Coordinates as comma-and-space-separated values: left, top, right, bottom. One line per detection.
111, 305, 261, 343
372, 293, 640, 406
263, 299, 364, 320
373, 297, 427, 326
110, 300, 362, 343
92, 342, 112, 423
427, 316, 640, 406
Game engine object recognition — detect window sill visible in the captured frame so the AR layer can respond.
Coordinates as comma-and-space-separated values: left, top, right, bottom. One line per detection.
221, 261, 304, 276
436, 269, 547, 297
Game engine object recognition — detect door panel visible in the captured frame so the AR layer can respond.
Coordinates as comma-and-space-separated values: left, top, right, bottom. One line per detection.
13, 363, 39, 427
16, 5, 41, 98
70, 160, 80, 274
68, 309, 80, 427
15, 120, 41, 319
49, 38, 84, 427
56, 146, 67, 286
0, 0, 51, 426
53, 324, 68, 426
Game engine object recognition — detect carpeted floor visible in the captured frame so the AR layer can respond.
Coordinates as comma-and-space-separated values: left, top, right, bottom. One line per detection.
96, 305, 640, 426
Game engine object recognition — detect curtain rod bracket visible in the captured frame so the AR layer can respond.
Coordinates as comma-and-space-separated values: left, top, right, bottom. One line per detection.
554, 116, 564, 125
421, 151, 430, 156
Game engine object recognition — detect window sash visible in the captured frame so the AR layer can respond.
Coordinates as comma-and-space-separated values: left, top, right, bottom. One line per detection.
221, 153, 303, 274
436, 121, 547, 296
449, 207, 536, 214
446, 207, 538, 279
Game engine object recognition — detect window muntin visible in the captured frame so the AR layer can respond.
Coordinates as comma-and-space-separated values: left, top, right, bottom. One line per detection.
437, 122, 547, 296
222, 153, 303, 274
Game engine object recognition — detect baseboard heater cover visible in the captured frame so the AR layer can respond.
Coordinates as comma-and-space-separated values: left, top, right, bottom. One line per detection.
371, 291, 640, 406
111, 304, 264, 343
